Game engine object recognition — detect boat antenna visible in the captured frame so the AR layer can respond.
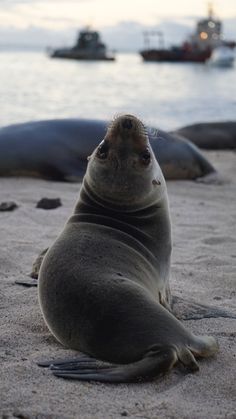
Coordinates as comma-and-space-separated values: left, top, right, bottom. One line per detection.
208, 2, 214, 18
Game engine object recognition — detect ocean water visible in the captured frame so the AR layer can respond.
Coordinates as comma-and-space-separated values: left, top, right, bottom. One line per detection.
0, 50, 236, 131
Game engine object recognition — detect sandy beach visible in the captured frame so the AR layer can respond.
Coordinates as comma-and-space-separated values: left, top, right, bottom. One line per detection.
1, 150, 235, 419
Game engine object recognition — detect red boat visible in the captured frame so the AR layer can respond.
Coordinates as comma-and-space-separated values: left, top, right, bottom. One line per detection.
141, 45, 212, 63
140, 5, 235, 63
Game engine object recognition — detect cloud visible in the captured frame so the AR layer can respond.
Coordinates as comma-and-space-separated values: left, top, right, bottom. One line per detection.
1, 0, 89, 3
0, 17, 235, 51
0, 0, 94, 30
0, 25, 77, 49
0, 0, 92, 6
0, 0, 91, 10
101, 19, 202, 51
223, 17, 236, 39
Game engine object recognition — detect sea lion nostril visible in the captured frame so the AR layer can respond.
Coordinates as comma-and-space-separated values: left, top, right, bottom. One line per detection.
122, 119, 133, 130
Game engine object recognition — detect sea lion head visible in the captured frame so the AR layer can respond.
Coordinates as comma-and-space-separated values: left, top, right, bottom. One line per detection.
86, 114, 165, 210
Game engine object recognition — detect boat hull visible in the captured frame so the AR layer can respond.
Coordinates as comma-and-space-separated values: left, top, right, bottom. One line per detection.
51, 50, 115, 61
140, 49, 211, 63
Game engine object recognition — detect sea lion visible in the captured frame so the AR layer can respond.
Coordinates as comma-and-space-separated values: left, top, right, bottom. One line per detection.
38, 114, 218, 383
0, 118, 216, 181
173, 121, 236, 150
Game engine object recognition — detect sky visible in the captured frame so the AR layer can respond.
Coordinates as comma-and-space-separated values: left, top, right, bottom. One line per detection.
0, 0, 235, 49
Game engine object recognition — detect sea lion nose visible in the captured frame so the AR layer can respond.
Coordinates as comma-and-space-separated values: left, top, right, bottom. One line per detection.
122, 118, 133, 130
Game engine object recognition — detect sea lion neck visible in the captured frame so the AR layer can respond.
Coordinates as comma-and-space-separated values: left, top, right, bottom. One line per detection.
75, 178, 161, 215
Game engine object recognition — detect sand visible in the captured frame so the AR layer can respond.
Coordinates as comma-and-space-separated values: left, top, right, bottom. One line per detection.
0, 151, 235, 419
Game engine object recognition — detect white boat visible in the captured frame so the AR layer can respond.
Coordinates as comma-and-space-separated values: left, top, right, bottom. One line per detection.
209, 46, 235, 67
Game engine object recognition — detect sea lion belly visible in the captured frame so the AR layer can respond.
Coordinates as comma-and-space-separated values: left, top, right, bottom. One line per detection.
39, 215, 170, 361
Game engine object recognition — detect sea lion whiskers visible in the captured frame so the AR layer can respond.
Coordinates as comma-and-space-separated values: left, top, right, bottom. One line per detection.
107, 114, 147, 141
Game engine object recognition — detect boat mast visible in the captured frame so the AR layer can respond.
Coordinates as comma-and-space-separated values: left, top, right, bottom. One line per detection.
208, 1, 214, 19
143, 31, 164, 50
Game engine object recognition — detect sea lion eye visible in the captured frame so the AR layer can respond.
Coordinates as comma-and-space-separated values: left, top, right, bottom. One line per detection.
140, 148, 151, 165
97, 140, 109, 159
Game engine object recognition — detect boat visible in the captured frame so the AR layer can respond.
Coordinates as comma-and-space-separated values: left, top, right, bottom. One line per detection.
140, 4, 235, 63
50, 28, 115, 61
208, 46, 235, 67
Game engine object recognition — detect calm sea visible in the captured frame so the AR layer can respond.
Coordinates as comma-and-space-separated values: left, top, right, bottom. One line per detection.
0, 51, 236, 130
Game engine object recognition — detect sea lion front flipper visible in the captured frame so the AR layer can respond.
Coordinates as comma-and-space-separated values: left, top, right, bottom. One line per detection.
172, 295, 236, 320
38, 347, 178, 383
15, 248, 48, 287
30, 248, 49, 279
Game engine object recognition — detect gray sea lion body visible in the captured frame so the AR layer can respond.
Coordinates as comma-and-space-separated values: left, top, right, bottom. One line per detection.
38, 115, 218, 383
0, 118, 215, 181
174, 121, 236, 150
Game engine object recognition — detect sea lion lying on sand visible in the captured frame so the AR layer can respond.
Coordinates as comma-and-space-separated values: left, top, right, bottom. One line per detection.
173, 121, 236, 150
0, 118, 216, 181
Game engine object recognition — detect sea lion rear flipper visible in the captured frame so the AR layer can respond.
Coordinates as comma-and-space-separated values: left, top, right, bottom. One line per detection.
38, 347, 179, 383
